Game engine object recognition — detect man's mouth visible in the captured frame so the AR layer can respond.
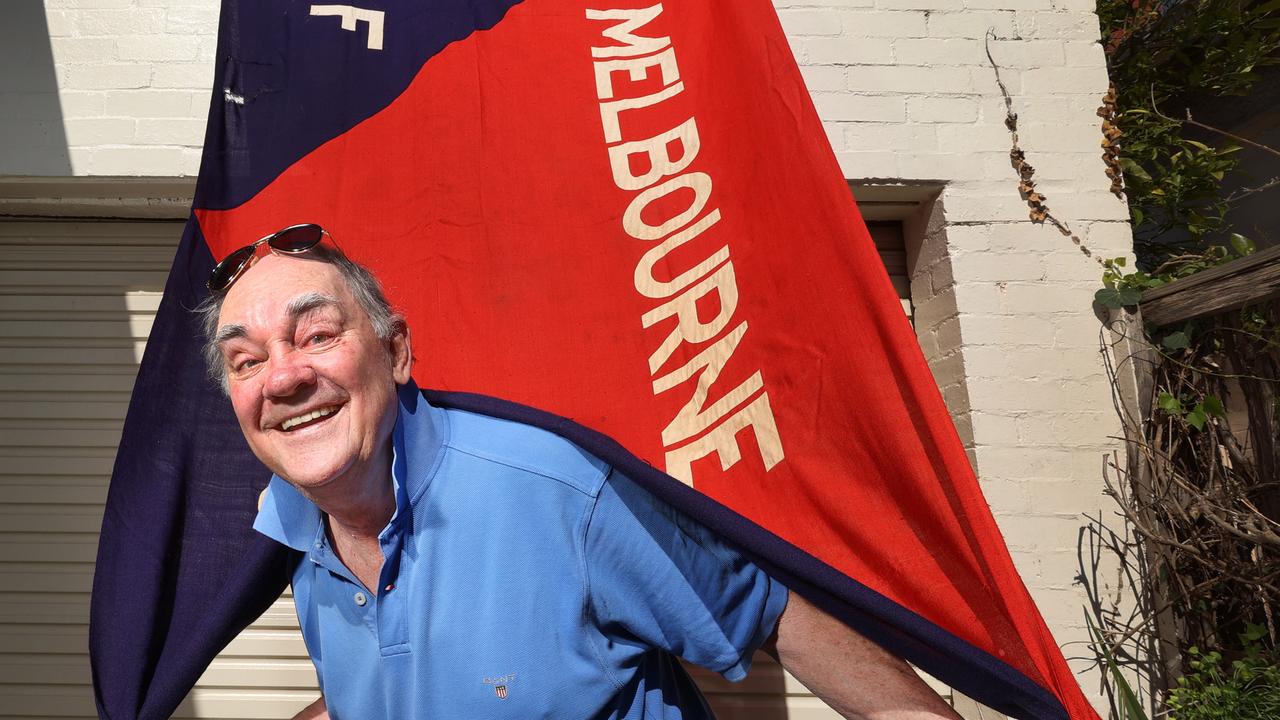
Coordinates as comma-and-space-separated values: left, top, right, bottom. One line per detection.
278, 405, 340, 432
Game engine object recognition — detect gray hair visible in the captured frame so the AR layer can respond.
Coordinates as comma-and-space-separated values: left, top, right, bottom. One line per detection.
195, 244, 407, 393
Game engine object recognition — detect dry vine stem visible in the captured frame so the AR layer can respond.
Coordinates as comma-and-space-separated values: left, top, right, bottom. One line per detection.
984, 30, 1103, 266
1088, 307, 1280, 704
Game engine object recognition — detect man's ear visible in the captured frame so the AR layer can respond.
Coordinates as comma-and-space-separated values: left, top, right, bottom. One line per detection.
389, 326, 413, 384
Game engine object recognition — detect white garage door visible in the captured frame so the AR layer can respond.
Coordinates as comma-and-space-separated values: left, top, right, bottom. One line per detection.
0, 217, 918, 720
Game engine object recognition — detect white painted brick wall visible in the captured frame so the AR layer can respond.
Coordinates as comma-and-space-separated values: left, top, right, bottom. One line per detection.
8, 0, 1130, 712
13, 0, 216, 175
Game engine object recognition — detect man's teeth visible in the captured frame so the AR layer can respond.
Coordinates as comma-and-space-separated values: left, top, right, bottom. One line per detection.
280, 407, 335, 431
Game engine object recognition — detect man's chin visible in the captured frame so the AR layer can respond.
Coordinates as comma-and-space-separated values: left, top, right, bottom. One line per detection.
283, 470, 342, 490
274, 461, 352, 496
254, 437, 354, 487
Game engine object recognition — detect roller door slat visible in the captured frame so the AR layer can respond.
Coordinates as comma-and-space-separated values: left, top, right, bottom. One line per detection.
0, 222, 183, 244
0, 563, 95, 593
172, 689, 319, 719
0, 271, 169, 288
0, 293, 161, 313
0, 318, 156, 340
0, 484, 109, 506
0, 535, 99, 563
0, 505, 104, 533
0, 347, 145, 365
0, 655, 91, 686
0, 592, 90, 624
0, 247, 176, 266
0, 623, 88, 654
0, 428, 123, 448
221, 630, 308, 658
0, 374, 137, 393
0, 684, 98, 717
197, 659, 317, 689
0, 455, 120, 475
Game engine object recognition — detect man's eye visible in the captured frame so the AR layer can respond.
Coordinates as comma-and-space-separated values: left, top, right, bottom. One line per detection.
228, 356, 261, 375
308, 333, 334, 346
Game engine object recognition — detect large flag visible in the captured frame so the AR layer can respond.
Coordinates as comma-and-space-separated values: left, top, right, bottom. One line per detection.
90, 2, 1100, 719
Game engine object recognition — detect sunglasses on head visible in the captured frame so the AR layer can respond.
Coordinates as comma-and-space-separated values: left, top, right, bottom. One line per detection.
206, 223, 330, 293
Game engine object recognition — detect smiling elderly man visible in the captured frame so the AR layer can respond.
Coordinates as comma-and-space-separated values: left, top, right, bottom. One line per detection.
198, 225, 959, 720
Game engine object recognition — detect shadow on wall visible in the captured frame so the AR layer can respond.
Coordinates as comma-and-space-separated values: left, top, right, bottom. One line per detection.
1, 1, 71, 175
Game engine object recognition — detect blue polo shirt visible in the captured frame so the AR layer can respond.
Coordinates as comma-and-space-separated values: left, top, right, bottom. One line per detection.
254, 383, 788, 720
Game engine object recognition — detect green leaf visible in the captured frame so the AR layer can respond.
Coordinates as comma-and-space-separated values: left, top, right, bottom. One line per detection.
1229, 233, 1256, 257
1095, 287, 1142, 309
1187, 407, 1208, 430
1242, 622, 1268, 643
1131, 207, 1144, 226
1162, 331, 1191, 350
1202, 395, 1226, 418
1159, 392, 1183, 414
1118, 157, 1153, 182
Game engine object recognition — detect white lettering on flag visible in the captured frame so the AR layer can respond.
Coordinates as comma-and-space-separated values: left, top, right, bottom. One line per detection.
587, 4, 786, 486
310, 4, 385, 50
623, 171, 712, 241
633, 209, 726, 300
586, 5, 669, 58
593, 47, 681, 100
665, 394, 785, 484
607, 116, 700, 191
641, 261, 739, 374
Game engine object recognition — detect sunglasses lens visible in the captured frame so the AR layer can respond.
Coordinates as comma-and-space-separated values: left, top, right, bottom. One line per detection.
207, 245, 257, 291
270, 224, 324, 253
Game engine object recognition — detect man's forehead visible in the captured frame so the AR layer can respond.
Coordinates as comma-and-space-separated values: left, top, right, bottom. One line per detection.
217, 255, 354, 329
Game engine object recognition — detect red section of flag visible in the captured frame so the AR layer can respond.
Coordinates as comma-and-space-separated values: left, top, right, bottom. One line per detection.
196, 2, 1097, 717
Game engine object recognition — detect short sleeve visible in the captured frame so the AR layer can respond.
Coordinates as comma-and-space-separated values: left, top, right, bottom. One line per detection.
583, 470, 788, 681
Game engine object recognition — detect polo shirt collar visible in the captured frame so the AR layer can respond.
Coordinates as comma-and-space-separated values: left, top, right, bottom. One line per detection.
253, 380, 448, 552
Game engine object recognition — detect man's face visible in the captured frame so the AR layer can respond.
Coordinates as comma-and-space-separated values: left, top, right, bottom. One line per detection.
216, 254, 411, 495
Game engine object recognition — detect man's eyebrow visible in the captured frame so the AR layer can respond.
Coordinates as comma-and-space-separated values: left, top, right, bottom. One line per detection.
213, 324, 247, 347
285, 292, 341, 320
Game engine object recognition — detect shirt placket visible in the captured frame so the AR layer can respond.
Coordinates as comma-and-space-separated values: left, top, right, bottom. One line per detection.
375, 525, 410, 656
308, 533, 381, 636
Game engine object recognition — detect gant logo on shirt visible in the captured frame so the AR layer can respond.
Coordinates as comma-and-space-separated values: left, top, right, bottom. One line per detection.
483, 673, 516, 699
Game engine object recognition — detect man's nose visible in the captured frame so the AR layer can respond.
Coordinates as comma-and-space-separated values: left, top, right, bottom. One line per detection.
262, 349, 317, 398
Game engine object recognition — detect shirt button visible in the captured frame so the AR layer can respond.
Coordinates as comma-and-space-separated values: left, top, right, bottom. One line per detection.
353, 592, 368, 607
